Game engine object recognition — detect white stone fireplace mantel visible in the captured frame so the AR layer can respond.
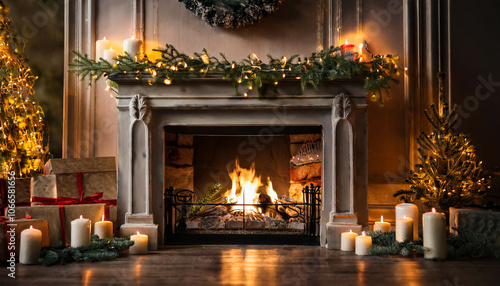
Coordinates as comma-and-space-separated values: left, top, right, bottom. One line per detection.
113, 76, 368, 248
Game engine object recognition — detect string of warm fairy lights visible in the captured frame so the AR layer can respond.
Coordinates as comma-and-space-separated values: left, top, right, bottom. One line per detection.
70, 44, 400, 104
0, 1, 50, 178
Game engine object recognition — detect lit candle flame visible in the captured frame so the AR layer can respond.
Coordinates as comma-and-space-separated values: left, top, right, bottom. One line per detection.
137, 231, 140, 235
349, 229, 352, 233
403, 215, 407, 219
381, 215, 384, 223
345, 39, 349, 45
361, 231, 366, 236
432, 207, 436, 213
30, 225, 33, 229
102, 214, 105, 222
80, 215, 83, 219
103, 37, 107, 41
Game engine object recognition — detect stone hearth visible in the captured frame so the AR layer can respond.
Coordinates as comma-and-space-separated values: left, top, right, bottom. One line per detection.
113, 76, 368, 248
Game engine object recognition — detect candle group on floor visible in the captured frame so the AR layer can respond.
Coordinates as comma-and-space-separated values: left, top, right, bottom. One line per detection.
96, 36, 142, 63
340, 230, 372, 255
339, 203, 447, 259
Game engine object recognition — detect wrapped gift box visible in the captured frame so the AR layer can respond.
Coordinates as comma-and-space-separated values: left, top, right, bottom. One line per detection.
31, 157, 117, 204
0, 178, 31, 212
0, 216, 49, 260
15, 204, 117, 245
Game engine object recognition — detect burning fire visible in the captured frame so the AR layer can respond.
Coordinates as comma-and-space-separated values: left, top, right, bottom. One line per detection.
224, 159, 279, 214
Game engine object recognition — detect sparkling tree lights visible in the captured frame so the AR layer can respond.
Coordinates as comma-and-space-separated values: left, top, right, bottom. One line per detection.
394, 73, 492, 211
0, 1, 49, 178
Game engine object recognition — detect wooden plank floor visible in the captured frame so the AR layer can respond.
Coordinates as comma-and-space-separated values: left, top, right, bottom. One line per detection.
1, 245, 499, 285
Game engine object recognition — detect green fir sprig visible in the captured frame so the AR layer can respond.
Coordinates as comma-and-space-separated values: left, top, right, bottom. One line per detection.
368, 228, 500, 259
69, 44, 399, 104
38, 235, 135, 266
187, 183, 222, 218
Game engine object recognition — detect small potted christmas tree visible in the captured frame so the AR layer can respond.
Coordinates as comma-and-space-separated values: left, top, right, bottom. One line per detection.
394, 73, 492, 214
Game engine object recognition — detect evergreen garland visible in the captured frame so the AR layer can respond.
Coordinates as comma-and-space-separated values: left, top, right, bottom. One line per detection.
70, 44, 399, 104
187, 183, 222, 218
38, 235, 135, 266
368, 228, 500, 259
178, 0, 284, 29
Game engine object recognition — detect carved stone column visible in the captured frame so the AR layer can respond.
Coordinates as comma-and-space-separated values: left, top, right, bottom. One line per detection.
119, 95, 158, 250
325, 93, 362, 250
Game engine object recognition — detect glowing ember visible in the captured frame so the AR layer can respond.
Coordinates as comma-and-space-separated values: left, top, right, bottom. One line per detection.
224, 159, 278, 214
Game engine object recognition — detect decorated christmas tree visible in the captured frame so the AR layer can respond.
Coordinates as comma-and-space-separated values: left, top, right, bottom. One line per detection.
394, 73, 492, 211
0, 0, 49, 178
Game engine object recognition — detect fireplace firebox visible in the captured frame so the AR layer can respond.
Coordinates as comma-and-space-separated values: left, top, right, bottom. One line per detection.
113, 76, 368, 249
162, 126, 324, 244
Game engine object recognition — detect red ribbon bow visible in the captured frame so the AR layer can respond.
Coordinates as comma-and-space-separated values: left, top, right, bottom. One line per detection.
31, 172, 117, 206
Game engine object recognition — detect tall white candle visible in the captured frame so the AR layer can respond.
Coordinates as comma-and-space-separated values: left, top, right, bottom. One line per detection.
96, 37, 111, 60
71, 215, 91, 247
396, 215, 414, 242
19, 225, 42, 264
355, 231, 372, 256
423, 208, 447, 259
373, 215, 391, 232
103, 47, 118, 64
123, 36, 142, 58
129, 232, 148, 255
340, 230, 358, 252
94, 215, 113, 238
396, 203, 419, 240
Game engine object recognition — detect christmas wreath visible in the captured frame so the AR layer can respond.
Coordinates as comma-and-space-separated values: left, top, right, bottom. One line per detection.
178, 0, 284, 29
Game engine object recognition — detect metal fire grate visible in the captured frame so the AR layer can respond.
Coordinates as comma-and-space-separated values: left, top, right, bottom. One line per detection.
164, 184, 321, 245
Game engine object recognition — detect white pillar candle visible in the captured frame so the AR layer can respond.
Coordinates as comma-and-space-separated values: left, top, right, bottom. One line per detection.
96, 37, 111, 60
374, 215, 391, 232
103, 47, 118, 64
129, 232, 148, 255
423, 208, 447, 259
395, 203, 419, 240
123, 36, 142, 58
396, 215, 413, 242
94, 215, 113, 238
19, 226, 42, 264
355, 231, 372, 255
71, 215, 91, 247
340, 230, 358, 252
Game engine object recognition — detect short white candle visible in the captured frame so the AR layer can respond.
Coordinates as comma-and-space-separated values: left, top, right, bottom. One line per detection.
373, 215, 391, 232
396, 203, 419, 240
103, 47, 118, 64
129, 231, 148, 255
94, 215, 113, 238
123, 36, 142, 58
355, 231, 372, 256
340, 229, 358, 252
423, 208, 447, 259
96, 37, 111, 60
396, 215, 414, 242
71, 215, 91, 247
19, 226, 42, 264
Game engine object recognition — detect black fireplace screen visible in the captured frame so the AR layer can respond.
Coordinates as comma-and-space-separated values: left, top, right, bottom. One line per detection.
164, 184, 321, 245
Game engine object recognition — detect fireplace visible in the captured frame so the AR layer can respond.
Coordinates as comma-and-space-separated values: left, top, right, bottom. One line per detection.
163, 126, 323, 244
113, 76, 368, 249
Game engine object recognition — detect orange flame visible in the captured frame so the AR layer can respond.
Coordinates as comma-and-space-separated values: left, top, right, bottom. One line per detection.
224, 159, 278, 214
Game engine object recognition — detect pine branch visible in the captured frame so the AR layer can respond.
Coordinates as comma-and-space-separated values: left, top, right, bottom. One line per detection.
187, 183, 222, 218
